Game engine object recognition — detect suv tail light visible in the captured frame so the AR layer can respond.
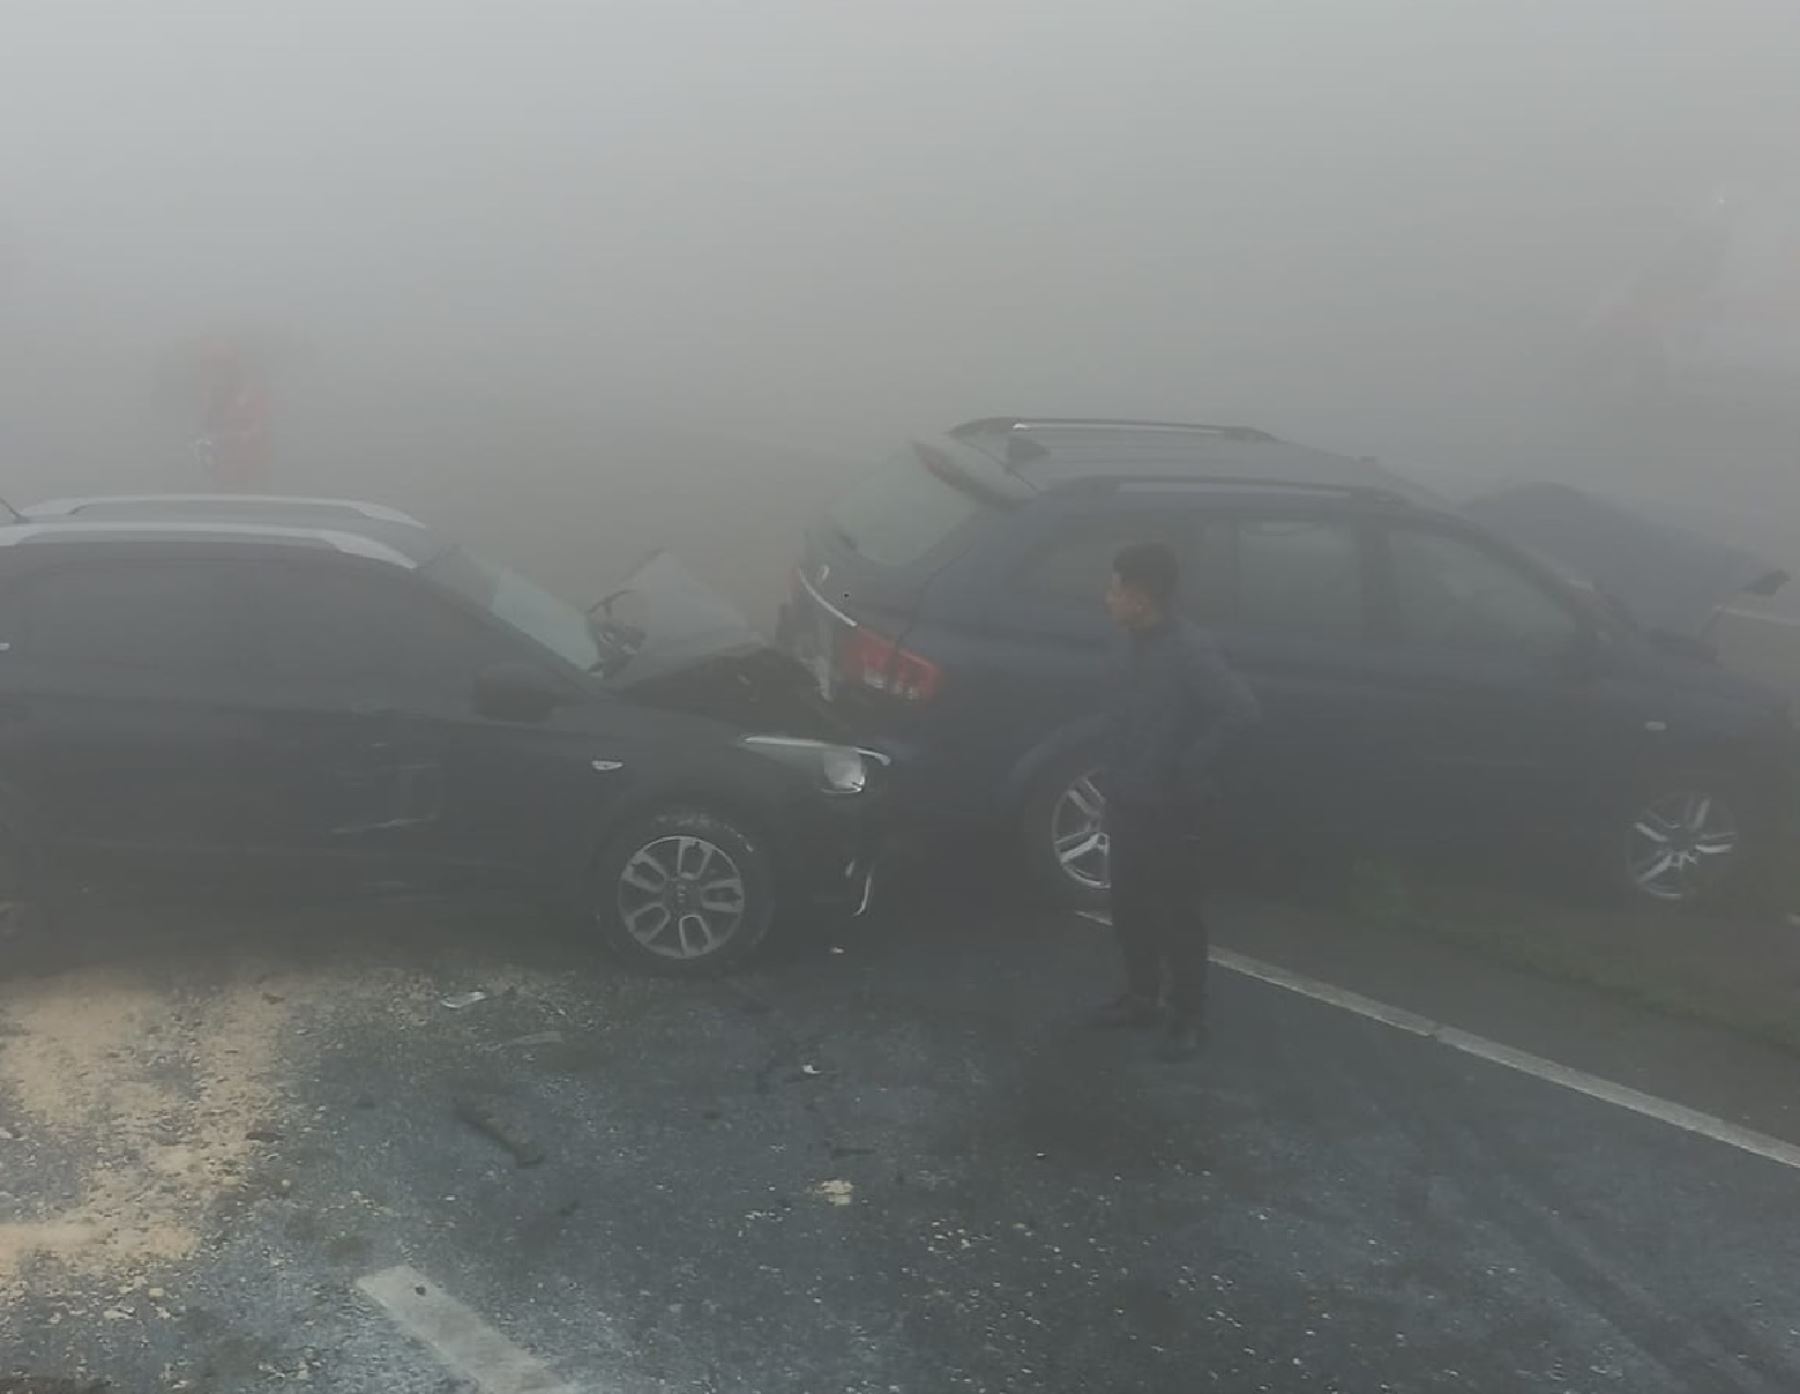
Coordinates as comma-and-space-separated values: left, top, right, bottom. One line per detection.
839, 626, 943, 702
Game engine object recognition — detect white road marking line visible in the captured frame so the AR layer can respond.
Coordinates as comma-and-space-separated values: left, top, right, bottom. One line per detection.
1076, 909, 1800, 1174
358, 1265, 584, 1394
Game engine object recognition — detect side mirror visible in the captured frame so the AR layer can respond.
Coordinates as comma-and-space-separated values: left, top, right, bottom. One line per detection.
473, 661, 563, 723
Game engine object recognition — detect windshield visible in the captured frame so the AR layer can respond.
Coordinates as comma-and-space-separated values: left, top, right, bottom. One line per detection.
423, 548, 601, 670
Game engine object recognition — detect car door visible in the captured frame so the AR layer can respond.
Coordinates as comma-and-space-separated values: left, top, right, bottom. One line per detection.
0, 551, 262, 876
1209, 508, 1396, 843
242, 557, 637, 889
963, 502, 1222, 787
1366, 520, 1626, 852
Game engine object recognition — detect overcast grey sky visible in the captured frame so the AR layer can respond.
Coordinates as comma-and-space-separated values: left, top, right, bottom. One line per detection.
3, 2, 1799, 523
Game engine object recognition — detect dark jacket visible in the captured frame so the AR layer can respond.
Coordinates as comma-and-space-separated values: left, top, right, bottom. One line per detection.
1102, 618, 1259, 812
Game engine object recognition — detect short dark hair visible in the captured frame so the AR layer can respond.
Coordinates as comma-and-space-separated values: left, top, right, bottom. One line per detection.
1112, 540, 1179, 608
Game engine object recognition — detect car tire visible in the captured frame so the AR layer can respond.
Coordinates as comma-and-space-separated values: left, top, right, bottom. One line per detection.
1613, 770, 1769, 911
1021, 753, 1111, 910
591, 808, 777, 975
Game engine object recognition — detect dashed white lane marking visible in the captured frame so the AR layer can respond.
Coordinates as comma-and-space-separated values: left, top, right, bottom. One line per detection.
1077, 909, 1800, 1174
358, 1265, 584, 1394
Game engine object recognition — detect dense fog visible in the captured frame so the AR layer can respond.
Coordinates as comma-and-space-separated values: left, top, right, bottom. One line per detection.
4, 1, 1799, 613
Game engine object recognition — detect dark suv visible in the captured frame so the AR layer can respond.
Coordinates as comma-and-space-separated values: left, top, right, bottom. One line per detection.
781, 418, 1796, 908
0, 495, 882, 971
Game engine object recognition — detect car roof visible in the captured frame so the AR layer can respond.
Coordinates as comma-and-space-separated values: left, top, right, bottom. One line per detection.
23, 493, 425, 526
945, 417, 1439, 505
3, 495, 442, 569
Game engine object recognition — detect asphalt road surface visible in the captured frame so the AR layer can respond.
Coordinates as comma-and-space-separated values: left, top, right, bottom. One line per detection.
2, 874, 1798, 1394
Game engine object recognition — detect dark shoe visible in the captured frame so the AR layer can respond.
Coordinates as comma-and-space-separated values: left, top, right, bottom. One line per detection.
1157, 1017, 1207, 1062
1088, 993, 1163, 1030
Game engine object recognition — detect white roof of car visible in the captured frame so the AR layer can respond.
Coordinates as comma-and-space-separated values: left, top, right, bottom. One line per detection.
0, 520, 418, 568
23, 494, 425, 526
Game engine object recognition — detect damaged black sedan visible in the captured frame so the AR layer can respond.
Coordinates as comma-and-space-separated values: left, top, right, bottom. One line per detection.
0, 495, 882, 971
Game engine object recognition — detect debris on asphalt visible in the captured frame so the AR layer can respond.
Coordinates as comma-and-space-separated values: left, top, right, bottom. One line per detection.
438, 991, 489, 1010
491, 1030, 564, 1050
452, 1096, 547, 1168
800, 1064, 823, 1077
812, 1179, 855, 1207
0, 963, 301, 1294
244, 1129, 285, 1143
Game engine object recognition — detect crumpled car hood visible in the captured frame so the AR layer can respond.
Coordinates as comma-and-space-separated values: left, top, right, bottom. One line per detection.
601, 550, 846, 739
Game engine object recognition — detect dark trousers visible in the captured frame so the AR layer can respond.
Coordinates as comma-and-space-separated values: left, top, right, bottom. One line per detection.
1109, 803, 1209, 1020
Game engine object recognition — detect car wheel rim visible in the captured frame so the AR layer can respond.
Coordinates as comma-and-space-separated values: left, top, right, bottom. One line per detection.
616, 834, 748, 960
1625, 789, 1740, 903
1051, 771, 1111, 891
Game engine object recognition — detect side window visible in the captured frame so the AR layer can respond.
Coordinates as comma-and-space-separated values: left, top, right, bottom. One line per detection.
1018, 522, 1161, 605
18, 562, 241, 671
255, 565, 496, 688
1013, 514, 1231, 623
1387, 527, 1580, 656
1234, 516, 1365, 640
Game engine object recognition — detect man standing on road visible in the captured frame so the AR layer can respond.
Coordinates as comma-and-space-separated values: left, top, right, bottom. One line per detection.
1092, 541, 1258, 1060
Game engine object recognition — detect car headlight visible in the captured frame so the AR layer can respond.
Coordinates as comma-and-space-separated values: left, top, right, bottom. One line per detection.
741, 735, 876, 794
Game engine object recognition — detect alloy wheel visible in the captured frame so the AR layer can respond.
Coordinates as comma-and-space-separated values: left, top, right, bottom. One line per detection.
617, 834, 749, 960
1625, 789, 1740, 903
1051, 771, 1111, 892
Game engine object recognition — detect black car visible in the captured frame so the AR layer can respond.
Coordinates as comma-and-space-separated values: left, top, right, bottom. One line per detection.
0, 495, 882, 971
781, 417, 1797, 908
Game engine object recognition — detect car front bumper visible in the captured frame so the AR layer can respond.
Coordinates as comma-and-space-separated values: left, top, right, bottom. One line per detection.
772, 783, 891, 920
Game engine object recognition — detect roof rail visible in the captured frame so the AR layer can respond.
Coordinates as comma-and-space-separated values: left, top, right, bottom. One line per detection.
24, 494, 426, 526
951, 417, 1279, 444
0, 520, 418, 568
1062, 474, 1413, 504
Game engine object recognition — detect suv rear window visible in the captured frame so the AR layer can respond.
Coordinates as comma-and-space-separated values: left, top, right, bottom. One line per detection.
826, 452, 989, 568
